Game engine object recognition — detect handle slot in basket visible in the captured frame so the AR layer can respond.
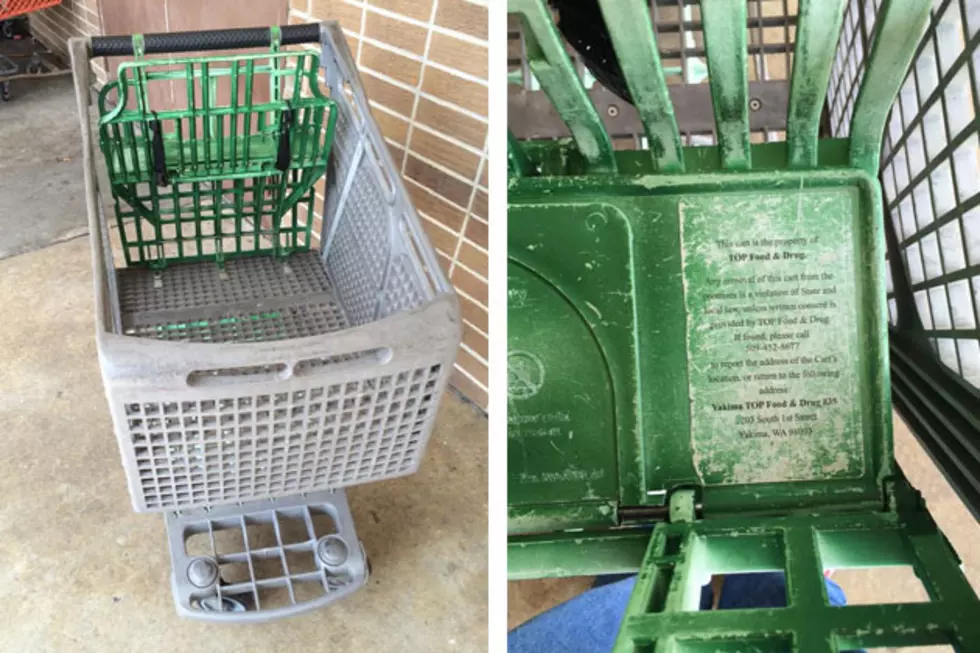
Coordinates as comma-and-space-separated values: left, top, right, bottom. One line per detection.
293, 347, 392, 377
187, 363, 289, 387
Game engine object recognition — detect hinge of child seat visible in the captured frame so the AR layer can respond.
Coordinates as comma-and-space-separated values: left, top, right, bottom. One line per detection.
619, 492, 703, 525
668, 488, 697, 523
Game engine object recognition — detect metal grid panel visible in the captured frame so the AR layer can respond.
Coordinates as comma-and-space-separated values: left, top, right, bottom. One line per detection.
827, 0, 882, 136
829, 0, 980, 389
508, 1, 798, 86
670, 0, 797, 144
122, 364, 442, 511
655, 0, 797, 87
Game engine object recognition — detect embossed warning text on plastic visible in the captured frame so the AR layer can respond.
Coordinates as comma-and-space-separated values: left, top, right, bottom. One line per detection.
681, 191, 864, 485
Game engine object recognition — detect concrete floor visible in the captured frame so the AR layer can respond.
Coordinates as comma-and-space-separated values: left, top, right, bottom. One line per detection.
0, 76, 87, 260
509, 416, 980, 652
0, 76, 488, 652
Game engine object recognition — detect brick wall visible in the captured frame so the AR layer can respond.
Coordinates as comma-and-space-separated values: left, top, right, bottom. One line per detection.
291, 0, 489, 409
29, 0, 108, 82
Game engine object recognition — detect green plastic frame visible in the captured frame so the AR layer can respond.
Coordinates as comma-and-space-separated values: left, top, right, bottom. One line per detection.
98, 40, 336, 269
506, 0, 980, 648
613, 484, 980, 651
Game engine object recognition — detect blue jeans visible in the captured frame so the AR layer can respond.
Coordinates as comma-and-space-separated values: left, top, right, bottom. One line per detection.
509, 573, 856, 653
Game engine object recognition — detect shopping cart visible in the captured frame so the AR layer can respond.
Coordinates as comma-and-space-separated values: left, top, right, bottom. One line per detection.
69, 23, 459, 622
0, 0, 60, 22
0, 48, 13, 101
508, 0, 980, 649
0, 0, 62, 101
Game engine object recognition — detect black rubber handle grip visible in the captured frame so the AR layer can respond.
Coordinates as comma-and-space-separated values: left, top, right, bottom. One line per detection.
90, 23, 321, 57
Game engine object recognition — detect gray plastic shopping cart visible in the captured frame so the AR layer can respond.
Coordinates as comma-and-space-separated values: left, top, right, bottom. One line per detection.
69, 22, 460, 622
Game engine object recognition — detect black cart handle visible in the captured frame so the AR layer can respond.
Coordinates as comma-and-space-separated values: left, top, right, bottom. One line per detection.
90, 23, 321, 57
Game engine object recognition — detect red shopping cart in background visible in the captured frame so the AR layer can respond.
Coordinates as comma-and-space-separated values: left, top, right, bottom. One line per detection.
1, 0, 61, 22
1, 0, 63, 101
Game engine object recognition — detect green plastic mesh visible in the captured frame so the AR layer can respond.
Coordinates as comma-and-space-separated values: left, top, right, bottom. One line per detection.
97, 49, 335, 269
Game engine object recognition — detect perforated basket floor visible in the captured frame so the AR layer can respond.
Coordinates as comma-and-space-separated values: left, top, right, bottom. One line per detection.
118, 251, 349, 344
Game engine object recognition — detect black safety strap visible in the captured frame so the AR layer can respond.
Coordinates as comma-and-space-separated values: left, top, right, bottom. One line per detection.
276, 106, 294, 172
149, 114, 169, 187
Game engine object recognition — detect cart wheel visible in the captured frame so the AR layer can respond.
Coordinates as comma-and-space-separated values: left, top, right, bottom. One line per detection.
0, 22, 13, 40
1, 82, 10, 102
27, 62, 42, 75
195, 594, 248, 613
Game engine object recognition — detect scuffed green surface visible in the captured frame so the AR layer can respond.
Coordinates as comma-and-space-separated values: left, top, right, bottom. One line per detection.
509, 201, 643, 513
787, 0, 848, 168
508, 259, 619, 509
508, 168, 892, 533
850, 0, 933, 174
681, 190, 864, 485
510, 0, 616, 172
596, 0, 684, 172
509, 529, 651, 580
504, 2, 975, 647
611, 508, 980, 651
701, 0, 750, 170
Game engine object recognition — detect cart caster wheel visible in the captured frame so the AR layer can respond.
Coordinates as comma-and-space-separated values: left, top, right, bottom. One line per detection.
195, 594, 248, 613
1, 82, 10, 102
27, 54, 42, 75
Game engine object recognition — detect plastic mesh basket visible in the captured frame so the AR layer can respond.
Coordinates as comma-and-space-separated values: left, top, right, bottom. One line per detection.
73, 25, 460, 515
97, 50, 334, 268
